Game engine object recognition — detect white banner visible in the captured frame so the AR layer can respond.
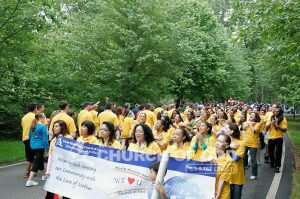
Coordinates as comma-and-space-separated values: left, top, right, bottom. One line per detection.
44, 137, 216, 199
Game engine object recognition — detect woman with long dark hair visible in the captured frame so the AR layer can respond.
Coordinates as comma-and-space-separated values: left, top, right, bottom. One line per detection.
127, 123, 161, 155
98, 121, 122, 149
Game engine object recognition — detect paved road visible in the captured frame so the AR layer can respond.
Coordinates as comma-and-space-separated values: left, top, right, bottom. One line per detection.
0, 133, 293, 199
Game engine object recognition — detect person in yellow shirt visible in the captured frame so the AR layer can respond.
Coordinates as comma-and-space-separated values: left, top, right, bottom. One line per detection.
214, 133, 234, 199
232, 105, 241, 124
120, 109, 135, 149
77, 102, 94, 136
45, 120, 73, 198
266, 106, 287, 173
127, 123, 161, 155
243, 112, 261, 179
210, 115, 222, 138
137, 104, 156, 128
173, 113, 183, 129
153, 119, 171, 151
21, 103, 37, 178
226, 123, 245, 199
167, 128, 191, 159
181, 110, 196, 137
98, 121, 122, 149
190, 121, 216, 161
77, 121, 98, 144
97, 103, 118, 136
49, 100, 77, 138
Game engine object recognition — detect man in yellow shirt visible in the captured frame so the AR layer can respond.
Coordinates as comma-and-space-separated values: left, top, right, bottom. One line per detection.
97, 103, 118, 137
77, 102, 94, 136
266, 106, 287, 173
49, 101, 77, 138
21, 103, 37, 178
142, 104, 156, 128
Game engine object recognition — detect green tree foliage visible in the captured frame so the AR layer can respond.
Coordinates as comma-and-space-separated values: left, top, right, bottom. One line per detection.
230, 0, 300, 105
7, 0, 296, 132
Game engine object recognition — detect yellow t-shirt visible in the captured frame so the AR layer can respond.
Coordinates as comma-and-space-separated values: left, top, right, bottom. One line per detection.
153, 130, 172, 151
230, 138, 246, 185
120, 116, 134, 139
128, 142, 161, 155
234, 112, 241, 124
90, 110, 98, 124
167, 142, 191, 159
49, 112, 77, 134
77, 135, 98, 144
244, 122, 261, 148
21, 112, 35, 141
97, 110, 118, 135
215, 153, 233, 199
77, 110, 94, 135
190, 134, 216, 161
211, 124, 222, 138
97, 139, 122, 149
267, 117, 287, 139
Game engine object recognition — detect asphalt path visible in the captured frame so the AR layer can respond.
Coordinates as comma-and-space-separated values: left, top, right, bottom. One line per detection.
0, 133, 293, 199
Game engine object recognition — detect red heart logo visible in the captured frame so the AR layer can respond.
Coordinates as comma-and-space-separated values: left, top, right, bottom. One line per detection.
128, 177, 135, 185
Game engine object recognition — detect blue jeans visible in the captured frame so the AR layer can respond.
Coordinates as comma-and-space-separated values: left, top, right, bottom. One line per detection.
244, 146, 258, 176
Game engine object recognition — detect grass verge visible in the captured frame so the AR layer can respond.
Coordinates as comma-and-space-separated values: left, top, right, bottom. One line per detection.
287, 117, 300, 199
0, 140, 25, 164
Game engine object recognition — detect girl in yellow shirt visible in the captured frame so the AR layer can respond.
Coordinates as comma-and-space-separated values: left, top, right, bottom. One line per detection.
128, 123, 161, 155
46, 120, 73, 176
190, 121, 216, 161
210, 115, 222, 138
167, 128, 191, 159
226, 123, 245, 199
243, 112, 261, 179
153, 119, 171, 151
77, 120, 98, 144
214, 133, 234, 199
98, 121, 122, 149
120, 109, 135, 149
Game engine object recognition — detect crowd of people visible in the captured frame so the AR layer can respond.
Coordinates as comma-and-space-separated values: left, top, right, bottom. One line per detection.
21, 99, 288, 199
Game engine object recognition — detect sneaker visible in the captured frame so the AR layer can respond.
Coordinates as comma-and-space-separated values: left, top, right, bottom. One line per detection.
250, 176, 257, 180
275, 167, 280, 173
257, 160, 261, 165
42, 176, 47, 181
26, 180, 38, 187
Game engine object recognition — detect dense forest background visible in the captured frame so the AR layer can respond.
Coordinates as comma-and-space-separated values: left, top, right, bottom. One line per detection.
0, 0, 299, 133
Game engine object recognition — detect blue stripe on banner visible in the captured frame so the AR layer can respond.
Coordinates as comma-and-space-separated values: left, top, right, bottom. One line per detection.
55, 136, 160, 169
55, 136, 216, 177
167, 158, 216, 177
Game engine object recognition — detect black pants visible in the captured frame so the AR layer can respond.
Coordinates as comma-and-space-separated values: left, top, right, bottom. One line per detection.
31, 149, 45, 172
259, 133, 266, 149
230, 184, 243, 199
268, 138, 283, 168
23, 140, 34, 162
